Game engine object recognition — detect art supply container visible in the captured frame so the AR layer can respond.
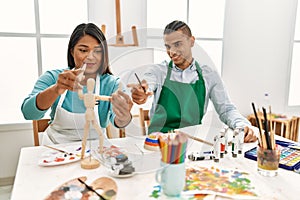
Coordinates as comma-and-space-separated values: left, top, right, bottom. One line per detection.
156, 132, 188, 196
156, 161, 186, 197
257, 146, 280, 177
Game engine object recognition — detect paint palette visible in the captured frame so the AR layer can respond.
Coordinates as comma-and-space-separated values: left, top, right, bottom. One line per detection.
44, 176, 118, 200
38, 146, 89, 166
244, 140, 300, 171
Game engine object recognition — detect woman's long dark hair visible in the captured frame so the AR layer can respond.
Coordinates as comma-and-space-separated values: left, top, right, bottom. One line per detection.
67, 23, 112, 75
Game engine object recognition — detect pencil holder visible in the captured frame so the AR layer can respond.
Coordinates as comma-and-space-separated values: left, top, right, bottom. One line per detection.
257, 146, 280, 177
156, 161, 186, 197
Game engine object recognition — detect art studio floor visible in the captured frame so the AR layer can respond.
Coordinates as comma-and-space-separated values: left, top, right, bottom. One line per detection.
0, 185, 12, 200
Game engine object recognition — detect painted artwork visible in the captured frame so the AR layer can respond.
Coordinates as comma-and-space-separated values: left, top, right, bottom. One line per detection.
183, 165, 258, 199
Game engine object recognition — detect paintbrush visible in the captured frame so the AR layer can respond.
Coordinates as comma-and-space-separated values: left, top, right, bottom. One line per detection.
175, 130, 213, 146
251, 102, 265, 148
262, 107, 272, 149
44, 145, 73, 155
134, 73, 146, 93
78, 178, 106, 200
185, 134, 214, 146
269, 108, 276, 150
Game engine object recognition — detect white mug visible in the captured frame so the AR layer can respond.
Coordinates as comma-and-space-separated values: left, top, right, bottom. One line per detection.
155, 161, 186, 197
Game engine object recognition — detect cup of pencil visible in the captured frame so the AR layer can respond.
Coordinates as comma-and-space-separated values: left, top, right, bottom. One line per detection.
155, 132, 187, 197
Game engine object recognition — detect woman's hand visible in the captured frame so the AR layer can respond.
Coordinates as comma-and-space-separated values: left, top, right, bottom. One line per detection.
54, 69, 84, 95
111, 90, 133, 128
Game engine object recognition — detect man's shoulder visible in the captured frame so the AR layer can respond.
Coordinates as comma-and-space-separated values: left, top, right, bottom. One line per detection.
197, 62, 218, 75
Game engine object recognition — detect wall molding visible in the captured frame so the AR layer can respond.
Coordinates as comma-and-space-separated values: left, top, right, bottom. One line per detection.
0, 176, 14, 186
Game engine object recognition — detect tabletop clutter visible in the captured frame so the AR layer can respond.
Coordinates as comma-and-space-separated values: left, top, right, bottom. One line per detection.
38, 116, 300, 199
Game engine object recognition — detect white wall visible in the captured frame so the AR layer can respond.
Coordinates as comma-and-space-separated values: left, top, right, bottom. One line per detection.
222, 0, 298, 116
0, 124, 33, 182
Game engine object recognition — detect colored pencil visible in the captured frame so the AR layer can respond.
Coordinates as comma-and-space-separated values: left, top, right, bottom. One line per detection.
158, 132, 188, 164
177, 131, 188, 163
170, 138, 178, 164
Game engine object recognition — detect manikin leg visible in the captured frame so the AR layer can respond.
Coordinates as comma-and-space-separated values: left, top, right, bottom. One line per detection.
81, 122, 90, 159
92, 120, 104, 153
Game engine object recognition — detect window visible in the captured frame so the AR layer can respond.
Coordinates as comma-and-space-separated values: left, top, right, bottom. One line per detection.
147, 0, 225, 74
147, 0, 187, 31
0, 0, 87, 124
288, 2, 300, 106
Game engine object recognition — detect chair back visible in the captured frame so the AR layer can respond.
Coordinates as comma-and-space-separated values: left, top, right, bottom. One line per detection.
248, 114, 300, 142
32, 119, 50, 146
288, 116, 300, 142
106, 123, 126, 138
139, 108, 150, 135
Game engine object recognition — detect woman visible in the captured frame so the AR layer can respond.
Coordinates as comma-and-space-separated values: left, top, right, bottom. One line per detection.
21, 23, 132, 144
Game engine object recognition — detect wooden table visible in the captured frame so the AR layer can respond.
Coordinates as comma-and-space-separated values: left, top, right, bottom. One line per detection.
10, 125, 300, 200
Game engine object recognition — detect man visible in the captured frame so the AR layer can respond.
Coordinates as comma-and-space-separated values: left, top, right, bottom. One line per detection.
128, 20, 256, 142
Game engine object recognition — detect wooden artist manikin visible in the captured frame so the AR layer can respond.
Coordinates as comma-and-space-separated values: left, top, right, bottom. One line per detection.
79, 78, 105, 161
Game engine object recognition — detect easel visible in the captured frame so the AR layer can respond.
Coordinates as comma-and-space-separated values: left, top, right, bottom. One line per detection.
101, 0, 138, 47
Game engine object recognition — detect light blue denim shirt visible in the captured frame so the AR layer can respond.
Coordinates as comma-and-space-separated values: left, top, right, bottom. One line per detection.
141, 59, 251, 129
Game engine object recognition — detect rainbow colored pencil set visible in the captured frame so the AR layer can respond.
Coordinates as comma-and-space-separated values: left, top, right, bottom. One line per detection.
158, 132, 188, 164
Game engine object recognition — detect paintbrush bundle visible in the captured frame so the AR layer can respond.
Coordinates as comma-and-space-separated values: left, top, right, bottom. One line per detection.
251, 102, 276, 150
158, 132, 188, 164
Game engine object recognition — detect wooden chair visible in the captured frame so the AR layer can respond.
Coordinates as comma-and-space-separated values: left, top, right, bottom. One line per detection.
33, 119, 124, 146
106, 123, 126, 138
272, 119, 288, 139
139, 108, 150, 135
248, 114, 300, 142
32, 119, 50, 146
286, 116, 300, 142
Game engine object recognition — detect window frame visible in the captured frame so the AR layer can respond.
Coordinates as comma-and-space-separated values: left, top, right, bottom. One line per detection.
0, 0, 87, 125
287, 1, 300, 110
146, 0, 225, 74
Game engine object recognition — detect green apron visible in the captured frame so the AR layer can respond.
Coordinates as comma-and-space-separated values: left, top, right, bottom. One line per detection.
148, 61, 206, 133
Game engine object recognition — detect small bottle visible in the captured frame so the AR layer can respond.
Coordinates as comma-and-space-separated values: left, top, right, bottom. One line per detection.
224, 126, 229, 154
219, 129, 226, 158
262, 93, 272, 113
213, 135, 220, 162
232, 130, 238, 158
236, 127, 244, 154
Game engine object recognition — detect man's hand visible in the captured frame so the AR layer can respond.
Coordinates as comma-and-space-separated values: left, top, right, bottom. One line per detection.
127, 80, 153, 105
243, 126, 257, 143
